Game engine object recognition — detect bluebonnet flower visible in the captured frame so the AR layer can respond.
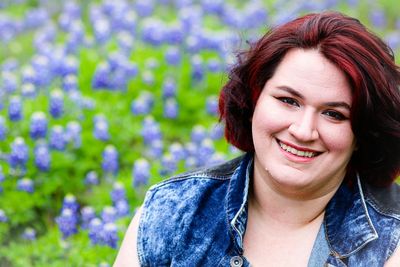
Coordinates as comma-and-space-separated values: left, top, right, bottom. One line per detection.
208, 152, 226, 166
243, 2, 268, 29
101, 206, 117, 223
207, 58, 222, 73
162, 77, 177, 99
50, 125, 66, 151
21, 65, 38, 85
62, 74, 78, 91
92, 62, 112, 89
160, 154, 177, 176
94, 115, 110, 141
197, 138, 215, 166
85, 171, 99, 186
62, 194, 80, 214
21, 227, 36, 241
49, 89, 64, 118
2, 71, 18, 93
206, 95, 218, 116
178, 6, 202, 32
116, 31, 134, 54
0, 209, 7, 222
209, 122, 224, 140
102, 222, 118, 248
88, 217, 103, 245
0, 165, 4, 182
141, 117, 162, 145
185, 35, 202, 54
56, 208, 78, 239
60, 56, 79, 77
369, 9, 387, 29
191, 55, 204, 81
93, 17, 111, 44
131, 91, 154, 115
385, 32, 400, 51
169, 142, 186, 161
63, 1, 81, 19
81, 206, 96, 229
65, 121, 82, 148
164, 98, 178, 119
132, 158, 150, 187
24, 7, 49, 29
146, 139, 163, 159
31, 54, 52, 87
135, 0, 154, 17
115, 199, 130, 218
185, 142, 198, 158
165, 24, 184, 45
102, 145, 119, 175
8, 96, 23, 121
165, 46, 181, 66
185, 156, 198, 169
21, 83, 36, 98
9, 137, 29, 170
0, 116, 7, 140
34, 142, 50, 172
141, 18, 165, 46
111, 182, 126, 204
201, 0, 224, 15
191, 125, 207, 144
29, 111, 47, 139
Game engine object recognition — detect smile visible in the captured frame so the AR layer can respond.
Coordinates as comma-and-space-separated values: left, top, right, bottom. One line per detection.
277, 140, 320, 158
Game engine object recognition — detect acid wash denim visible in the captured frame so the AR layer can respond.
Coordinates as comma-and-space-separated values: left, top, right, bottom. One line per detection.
137, 153, 400, 267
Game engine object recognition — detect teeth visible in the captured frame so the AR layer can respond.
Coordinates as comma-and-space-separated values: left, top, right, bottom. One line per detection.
279, 142, 317, 158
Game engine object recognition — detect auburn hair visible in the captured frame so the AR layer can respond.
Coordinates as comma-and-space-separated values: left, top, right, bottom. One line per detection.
219, 11, 400, 187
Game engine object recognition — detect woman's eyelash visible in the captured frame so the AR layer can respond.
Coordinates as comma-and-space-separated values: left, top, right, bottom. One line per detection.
277, 97, 299, 106
323, 110, 347, 121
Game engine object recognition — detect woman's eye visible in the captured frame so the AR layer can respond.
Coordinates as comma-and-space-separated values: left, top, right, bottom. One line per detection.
323, 110, 347, 121
277, 97, 299, 107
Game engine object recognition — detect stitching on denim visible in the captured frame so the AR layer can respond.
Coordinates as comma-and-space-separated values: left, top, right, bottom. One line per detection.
364, 186, 400, 221
230, 157, 252, 250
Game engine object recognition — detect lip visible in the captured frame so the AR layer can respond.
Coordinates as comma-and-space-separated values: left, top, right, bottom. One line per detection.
276, 138, 322, 162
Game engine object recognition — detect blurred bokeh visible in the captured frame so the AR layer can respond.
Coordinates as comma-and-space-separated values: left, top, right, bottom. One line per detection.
0, 0, 398, 266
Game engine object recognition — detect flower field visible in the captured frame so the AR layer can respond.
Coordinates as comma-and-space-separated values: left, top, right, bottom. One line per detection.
0, 0, 398, 266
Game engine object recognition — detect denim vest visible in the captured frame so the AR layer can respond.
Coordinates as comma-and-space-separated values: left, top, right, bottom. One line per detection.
137, 153, 400, 266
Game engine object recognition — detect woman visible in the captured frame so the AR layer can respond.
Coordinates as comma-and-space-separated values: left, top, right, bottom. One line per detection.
115, 11, 400, 266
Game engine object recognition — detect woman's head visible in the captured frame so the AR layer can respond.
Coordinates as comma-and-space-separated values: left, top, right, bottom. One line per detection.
219, 11, 400, 186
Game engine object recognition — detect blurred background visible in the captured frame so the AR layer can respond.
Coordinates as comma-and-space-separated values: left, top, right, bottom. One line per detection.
0, 0, 398, 266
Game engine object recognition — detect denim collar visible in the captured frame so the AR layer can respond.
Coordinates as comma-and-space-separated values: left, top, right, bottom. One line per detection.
225, 153, 378, 258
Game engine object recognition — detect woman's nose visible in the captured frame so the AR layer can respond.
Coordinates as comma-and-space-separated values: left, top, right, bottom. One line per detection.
288, 110, 319, 142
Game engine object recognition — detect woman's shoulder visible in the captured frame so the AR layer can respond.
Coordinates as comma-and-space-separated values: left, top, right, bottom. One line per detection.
363, 182, 400, 220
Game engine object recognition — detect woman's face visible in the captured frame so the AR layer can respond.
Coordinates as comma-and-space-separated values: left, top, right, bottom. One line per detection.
251, 48, 356, 198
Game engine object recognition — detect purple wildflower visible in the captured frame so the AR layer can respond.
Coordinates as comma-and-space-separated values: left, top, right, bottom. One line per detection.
21, 227, 36, 241
135, 0, 154, 17
34, 142, 50, 172
17, 178, 34, 193
163, 98, 178, 119
65, 121, 82, 148
207, 58, 222, 73
115, 199, 130, 217
93, 17, 111, 44
81, 206, 96, 229
169, 142, 186, 161
8, 96, 23, 121
0, 210, 7, 222
88, 218, 103, 245
9, 137, 29, 170
206, 96, 218, 116
191, 55, 204, 81
101, 206, 117, 223
191, 125, 207, 144
56, 208, 78, 239
2, 71, 18, 93
102, 222, 118, 248
111, 182, 126, 204
162, 78, 177, 99
146, 139, 163, 159
49, 89, 64, 118
62, 194, 80, 214
165, 46, 181, 65
209, 123, 224, 140
131, 91, 154, 115
49, 125, 66, 151
102, 145, 119, 175
62, 74, 78, 91
141, 117, 162, 145
0, 116, 7, 140
94, 115, 110, 141
160, 154, 177, 176
132, 158, 150, 187
85, 171, 99, 186
21, 83, 36, 98
29, 111, 48, 139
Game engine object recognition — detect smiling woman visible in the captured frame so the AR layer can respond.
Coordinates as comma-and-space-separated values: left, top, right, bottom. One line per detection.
115, 11, 400, 267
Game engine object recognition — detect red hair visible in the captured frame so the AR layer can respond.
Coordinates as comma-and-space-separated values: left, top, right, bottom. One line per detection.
219, 11, 400, 186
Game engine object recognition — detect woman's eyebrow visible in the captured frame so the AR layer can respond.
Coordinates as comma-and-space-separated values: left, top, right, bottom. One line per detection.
276, 86, 351, 110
